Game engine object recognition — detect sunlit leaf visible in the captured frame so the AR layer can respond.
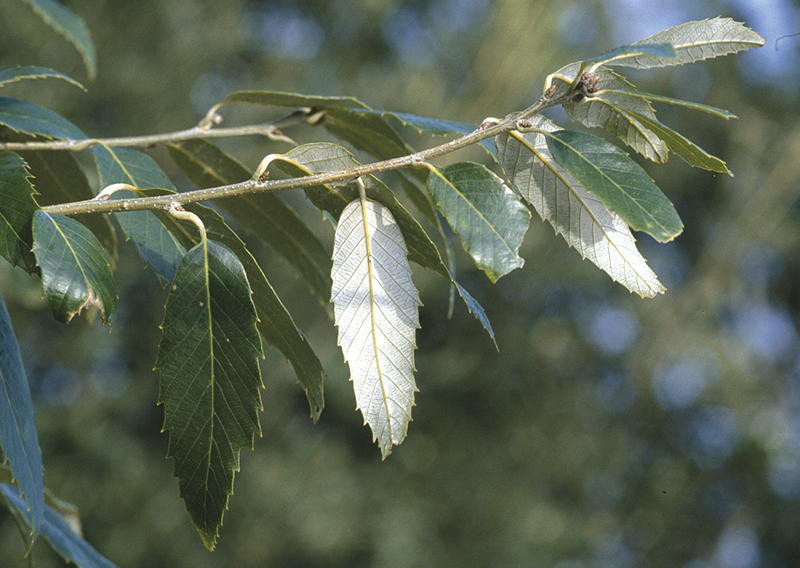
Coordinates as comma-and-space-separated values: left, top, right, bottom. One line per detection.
331, 198, 421, 458
92, 146, 184, 285
156, 240, 263, 550
0, 97, 86, 140
0, 66, 85, 90
273, 143, 496, 342
543, 129, 683, 242
427, 162, 530, 282
0, 484, 117, 568
18, 0, 97, 79
167, 139, 332, 306
616, 17, 766, 69
0, 151, 38, 271
0, 293, 44, 545
600, 90, 737, 119
32, 211, 117, 324
584, 42, 676, 68
497, 118, 665, 297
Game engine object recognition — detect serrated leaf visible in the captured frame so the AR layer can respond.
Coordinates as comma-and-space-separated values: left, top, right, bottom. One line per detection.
137, 189, 324, 420
32, 210, 117, 324
0, 151, 38, 271
19, 0, 97, 79
155, 240, 263, 550
553, 65, 669, 162
497, 119, 665, 297
166, 139, 332, 305
0, 293, 44, 545
331, 198, 420, 458
427, 162, 530, 282
0, 97, 86, 140
603, 103, 731, 174
584, 42, 677, 68
543, 129, 683, 242
92, 146, 185, 285
618, 18, 765, 69
19, 147, 117, 257
273, 143, 496, 342
1, 484, 117, 568
0, 66, 85, 90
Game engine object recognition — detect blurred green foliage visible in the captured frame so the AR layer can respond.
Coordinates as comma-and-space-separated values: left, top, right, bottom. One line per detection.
1, 0, 800, 566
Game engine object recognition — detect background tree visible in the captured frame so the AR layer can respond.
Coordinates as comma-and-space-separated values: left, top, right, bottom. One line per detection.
0, 0, 797, 567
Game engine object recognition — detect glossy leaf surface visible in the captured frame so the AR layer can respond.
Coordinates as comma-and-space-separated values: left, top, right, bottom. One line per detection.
427, 162, 530, 282
0, 294, 43, 545
156, 240, 263, 550
331, 198, 420, 458
32, 211, 117, 324
0, 66, 84, 90
0, 98, 86, 140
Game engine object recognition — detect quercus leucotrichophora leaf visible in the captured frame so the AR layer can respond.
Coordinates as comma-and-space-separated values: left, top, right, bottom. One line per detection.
0, 151, 38, 272
0, 293, 43, 545
156, 239, 263, 550
496, 117, 665, 297
331, 196, 421, 458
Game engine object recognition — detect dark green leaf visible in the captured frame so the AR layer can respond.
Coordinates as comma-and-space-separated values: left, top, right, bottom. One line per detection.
0, 293, 43, 545
0, 151, 38, 271
18, 0, 97, 79
427, 162, 530, 282
0, 484, 117, 568
32, 211, 117, 324
544, 130, 683, 242
155, 240, 263, 550
167, 139, 332, 305
19, 148, 117, 257
0, 98, 86, 140
138, 189, 325, 420
93, 146, 184, 285
0, 66, 85, 90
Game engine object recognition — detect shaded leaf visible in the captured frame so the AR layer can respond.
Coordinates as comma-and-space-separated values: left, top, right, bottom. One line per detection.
0, 66, 85, 90
92, 146, 184, 285
618, 18, 765, 69
167, 139, 332, 305
216, 90, 369, 111
31, 211, 117, 324
138, 189, 325, 420
497, 119, 665, 297
0, 484, 117, 568
0, 293, 44, 544
0, 97, 86, 140
427, 162, 530, 282
155, 240, 263, 550
0, 151, 38, 271
19, 147, 117, 257
18, 0, 97, 79
543, 129, 683, 242
331, 198, 420, 458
